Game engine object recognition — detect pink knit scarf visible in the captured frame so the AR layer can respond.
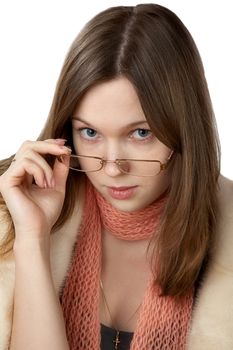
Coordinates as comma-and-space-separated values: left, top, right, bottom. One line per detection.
61, 179, 193, 349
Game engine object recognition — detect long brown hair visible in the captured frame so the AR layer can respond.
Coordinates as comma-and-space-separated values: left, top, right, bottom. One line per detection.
0, 4, 220, 296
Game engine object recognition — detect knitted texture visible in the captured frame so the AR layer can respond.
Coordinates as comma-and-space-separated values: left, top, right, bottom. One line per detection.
61, 180, 193, 349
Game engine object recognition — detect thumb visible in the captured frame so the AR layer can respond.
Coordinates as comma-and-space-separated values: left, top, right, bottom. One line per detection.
53, 154, 70, 192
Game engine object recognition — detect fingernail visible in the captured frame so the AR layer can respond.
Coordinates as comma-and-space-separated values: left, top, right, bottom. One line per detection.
61, 146, 72, 152
55, 139, 67, 145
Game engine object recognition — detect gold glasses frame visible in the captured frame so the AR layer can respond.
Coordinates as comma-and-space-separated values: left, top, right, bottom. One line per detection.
62, 151, 174, 177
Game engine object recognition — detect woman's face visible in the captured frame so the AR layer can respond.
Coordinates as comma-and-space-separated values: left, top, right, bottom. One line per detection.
72, 77, 173, 212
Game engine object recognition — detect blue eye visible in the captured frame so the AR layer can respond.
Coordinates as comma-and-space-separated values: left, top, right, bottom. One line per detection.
80, 128, 98, 139
132, 129, 153, 140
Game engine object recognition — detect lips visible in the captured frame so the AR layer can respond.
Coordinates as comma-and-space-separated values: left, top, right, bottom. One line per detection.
106, 186, 138, 200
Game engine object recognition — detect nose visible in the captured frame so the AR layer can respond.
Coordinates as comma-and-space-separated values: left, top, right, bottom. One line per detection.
102, 159, 122, 177
102, 141, 124, 176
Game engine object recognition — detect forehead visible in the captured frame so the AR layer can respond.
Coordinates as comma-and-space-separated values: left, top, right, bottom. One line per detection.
73, 77, 147, 128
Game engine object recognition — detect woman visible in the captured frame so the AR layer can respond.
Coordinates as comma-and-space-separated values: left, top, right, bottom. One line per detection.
0, 4, 233, 350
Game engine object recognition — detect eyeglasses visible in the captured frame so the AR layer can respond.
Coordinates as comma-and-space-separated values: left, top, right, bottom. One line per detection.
59, 153, 173, 177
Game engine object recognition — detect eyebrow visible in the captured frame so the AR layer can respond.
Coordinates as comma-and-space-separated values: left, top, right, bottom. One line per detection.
71, 116, 149, 128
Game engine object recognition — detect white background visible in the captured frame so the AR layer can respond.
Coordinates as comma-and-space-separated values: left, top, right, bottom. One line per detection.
0, 0, 232, 179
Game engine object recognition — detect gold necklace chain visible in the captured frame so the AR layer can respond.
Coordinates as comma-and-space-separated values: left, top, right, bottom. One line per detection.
100, 279, 142, 349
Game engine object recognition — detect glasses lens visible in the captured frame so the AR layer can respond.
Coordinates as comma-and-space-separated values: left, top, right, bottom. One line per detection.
117, 159, 161, 176
69, 155, 102, 172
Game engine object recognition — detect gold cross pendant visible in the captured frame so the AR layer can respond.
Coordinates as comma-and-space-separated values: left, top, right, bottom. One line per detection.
113, 330, 120, 349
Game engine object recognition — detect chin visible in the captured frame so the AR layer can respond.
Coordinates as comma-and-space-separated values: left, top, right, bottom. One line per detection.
107, 198, 147, 213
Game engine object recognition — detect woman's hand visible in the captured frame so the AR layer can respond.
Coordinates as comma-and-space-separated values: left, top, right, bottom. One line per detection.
0, 139, 71, 242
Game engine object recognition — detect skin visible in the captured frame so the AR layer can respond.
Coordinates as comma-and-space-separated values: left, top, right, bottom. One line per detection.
72, 76, 173, 212
0, 140, 71, 349
0, 76, 173, 233
0, 139, 71, 238
71, 77, 174, 330
0, 76, 174, 345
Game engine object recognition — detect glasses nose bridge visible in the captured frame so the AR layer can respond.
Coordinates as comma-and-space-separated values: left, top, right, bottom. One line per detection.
100, 158, 123, 174
101, 159, 118, 165
100, 158, 120, 168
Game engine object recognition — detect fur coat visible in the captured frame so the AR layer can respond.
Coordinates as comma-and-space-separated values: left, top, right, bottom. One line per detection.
0, 175, 232, 349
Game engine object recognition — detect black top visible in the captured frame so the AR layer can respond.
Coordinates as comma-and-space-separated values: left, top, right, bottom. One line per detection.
100, 323, 134, 350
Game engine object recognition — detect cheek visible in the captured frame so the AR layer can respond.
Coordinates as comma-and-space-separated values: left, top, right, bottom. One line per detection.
145, 170, 171, 197
156, 169, 172, 194
84, 172, 100, 187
